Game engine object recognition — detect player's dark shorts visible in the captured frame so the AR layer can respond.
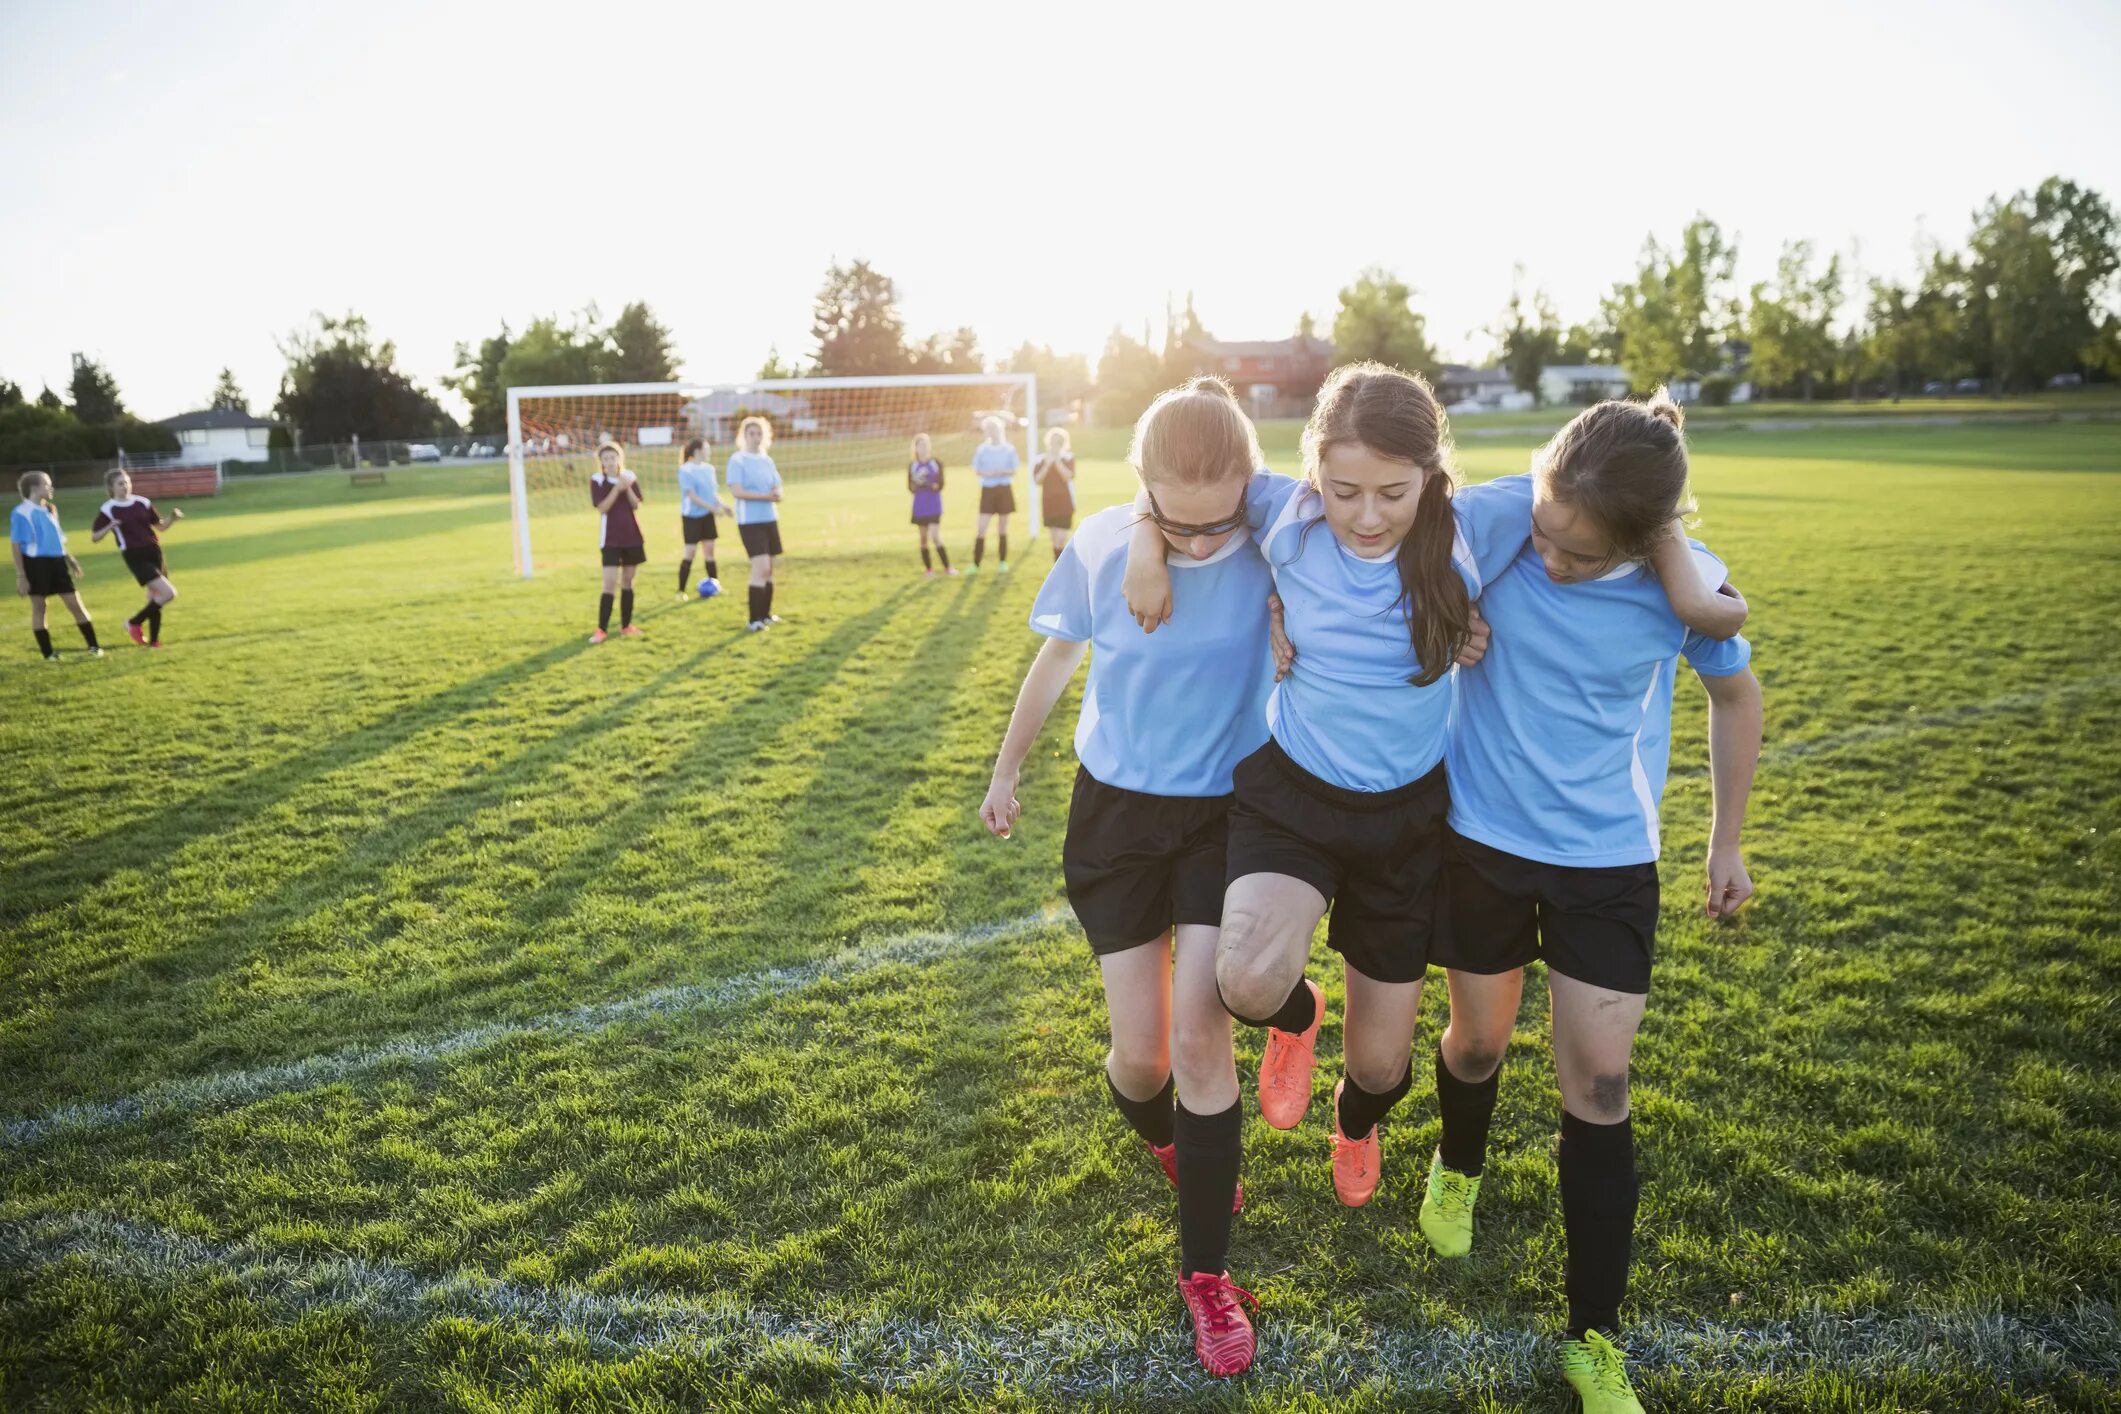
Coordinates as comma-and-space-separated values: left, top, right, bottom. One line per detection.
979, 484, 1016, 516
738, 521, 783, 557
681, 513, 718, 544
1063, 767, 1233, 955
601, 544, 647, 567
1043, 509, 1074, 531
122, 547, 166, 585
1225, 737, 1449, 985
21, 556, 74, 597
1434, 828, 1660, 995
911, 513, 941, 526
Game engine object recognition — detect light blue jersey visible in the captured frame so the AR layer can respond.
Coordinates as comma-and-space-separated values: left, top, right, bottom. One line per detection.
677, 459, 720, 518
972, 442, 1020, 487
1249, 470, 1534, 792
9, 500, 65, 558
1030, 504, 1275, 798
726, 451, 781, 525
1447, 539, 1752, 867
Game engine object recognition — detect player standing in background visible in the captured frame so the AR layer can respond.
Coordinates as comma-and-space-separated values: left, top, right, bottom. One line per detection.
908, 433, 955, 576
588, 439, 646, 643
1033, 426, 1077, 559
968, 415, 1020, 575
726, 416, 784, 631
676, 437, 733, 601
11, 471, 101, 661
91, 469, 184, 647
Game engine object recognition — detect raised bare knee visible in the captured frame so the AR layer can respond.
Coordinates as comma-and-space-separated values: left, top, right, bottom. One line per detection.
1580, 1070, 1631, 1121
1445, 1040, 1506, 1084
1106, 1045, 1169, 1100
1214, 912, 1290, 1021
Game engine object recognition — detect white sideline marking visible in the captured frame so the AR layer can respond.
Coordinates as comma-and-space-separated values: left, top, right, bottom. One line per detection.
2, 910, 1059, 1149
1, 1211, 2112, 1395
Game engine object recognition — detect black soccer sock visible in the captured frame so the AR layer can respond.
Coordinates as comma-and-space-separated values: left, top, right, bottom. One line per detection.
1220, 975, 1317, 1033
935, 543, 950, 568
147, 603, 163, 643
920, 545, 933, 570
1560, 1110, 1637, 1340
748, 585, 767, 622
1435, 1044, 1502, 1176
973, 536, 985, 567
678, 558, 692, 593
620, 589, 635, 628
1106, 1068, 1175, 1148
1175, 1098, 1243, 1278
129, 603, 150, 626
764, 582, 774, 616
34, 628, 53, 658
598, 593, 614, 631
704, 556, 717, 581
77, 620, 97, 649
1336, 1058, 1413, 1141
999, 532, 1009, 563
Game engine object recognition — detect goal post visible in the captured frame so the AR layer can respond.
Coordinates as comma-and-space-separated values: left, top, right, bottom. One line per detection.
504, 373, 1038, 578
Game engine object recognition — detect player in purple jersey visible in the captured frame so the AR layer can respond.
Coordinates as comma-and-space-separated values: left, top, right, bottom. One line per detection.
91, 469, 185, 647
907, 433, 955, 576
588, 439, 646, 643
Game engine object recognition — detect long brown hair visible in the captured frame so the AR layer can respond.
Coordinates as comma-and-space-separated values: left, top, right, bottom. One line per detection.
1129, 375, 1262, 488
1300, 362, 1467, 687
1533, 386, 1694, 568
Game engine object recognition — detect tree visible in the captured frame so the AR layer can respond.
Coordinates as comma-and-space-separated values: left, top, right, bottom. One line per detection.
1964, 177, 2120, 389
274, 311, 460, 443
0, 379, 21, 410
1745, 241, 1843, 399
757, 346, 800, 380
208, 367, 249, 414
603, 300, 679, 383
999, 341, 1094, 409
446, 326, 512, 435
811, 258, 911, 375
495, 313, 604, 393
1606, 216, 1741, 389
37, 386, 63, 410
1096, 324, 1168, 426
69, 353, 125, 424
1493, 268, 1564, 398
1296, 310, 1318, 341
909, 325, 984, 375
1331, 268, 1437, 379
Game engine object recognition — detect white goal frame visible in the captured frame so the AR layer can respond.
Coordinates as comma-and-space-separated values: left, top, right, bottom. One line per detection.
504, 373, 1039, 578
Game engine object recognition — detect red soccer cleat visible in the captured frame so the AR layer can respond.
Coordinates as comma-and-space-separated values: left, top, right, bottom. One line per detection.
1330, 1077, 1381, 1207
1147, 1139, 1244, 1213
127, 623, 146, 646
1177, 1270, 1258, 1378
620, 624, 644, 638
1258, 979, 1323, 1130
588, 629, 609, 644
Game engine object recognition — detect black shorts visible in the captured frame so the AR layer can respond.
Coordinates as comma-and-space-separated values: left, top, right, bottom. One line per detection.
979, 485, 1016, 516
1224, 738, 1450, 984
911, 514, 941, 527
1063, 768, 1232, 954
682, 514, 718, 544
1433, 828, 1660, 995
122, 547, 166, 585
738, 521, 783, 557
601, 544, 647, 567
21, 556, 74, 597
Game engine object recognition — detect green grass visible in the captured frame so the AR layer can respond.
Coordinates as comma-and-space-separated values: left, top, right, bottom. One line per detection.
1, 420, 2118, 1411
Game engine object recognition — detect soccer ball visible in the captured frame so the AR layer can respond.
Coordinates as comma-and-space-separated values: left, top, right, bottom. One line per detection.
697, 578, 722, 599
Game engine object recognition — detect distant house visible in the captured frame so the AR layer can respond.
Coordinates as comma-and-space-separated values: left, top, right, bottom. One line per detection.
682, 388, 815, 442
1436, 365, 1533, 414
1186, 335, 1335, 419
1538, 365, 1631, 407
156, 408, 285, 463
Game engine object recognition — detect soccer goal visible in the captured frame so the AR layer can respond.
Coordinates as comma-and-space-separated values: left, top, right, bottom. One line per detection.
503, 374, 1038, 577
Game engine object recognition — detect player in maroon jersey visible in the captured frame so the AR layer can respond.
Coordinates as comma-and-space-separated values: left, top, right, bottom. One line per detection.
90, 469, 185, 648
589, 439, 646, 643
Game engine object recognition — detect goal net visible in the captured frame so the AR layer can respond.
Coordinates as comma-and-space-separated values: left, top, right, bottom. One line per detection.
504, 374, 1038, 577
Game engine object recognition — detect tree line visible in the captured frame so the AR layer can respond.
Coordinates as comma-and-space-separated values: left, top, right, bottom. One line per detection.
5, 172, 2111, 467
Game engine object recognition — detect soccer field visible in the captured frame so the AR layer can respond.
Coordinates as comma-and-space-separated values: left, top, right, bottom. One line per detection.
2, 420, 2117, 1411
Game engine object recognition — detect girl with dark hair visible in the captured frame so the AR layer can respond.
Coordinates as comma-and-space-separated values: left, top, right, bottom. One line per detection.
676, 436, 733, 600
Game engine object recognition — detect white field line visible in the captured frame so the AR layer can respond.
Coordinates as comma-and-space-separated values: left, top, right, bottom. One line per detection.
10, 675, 2117, 1150
2, 910, 1060, 1150
0, 1211, 2112, 1396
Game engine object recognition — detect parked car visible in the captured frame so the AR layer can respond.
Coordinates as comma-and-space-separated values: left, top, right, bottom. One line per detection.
2048, 372, 2084, 389
468, 442, 497, 457
408, 443, 442, 462
1922, 381, 1947, 395
1954, 378, 1984, 395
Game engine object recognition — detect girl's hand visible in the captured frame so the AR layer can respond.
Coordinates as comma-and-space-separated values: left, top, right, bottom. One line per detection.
171, 507, 185, 520
980, 770, 1022, 839
1122, 525, 1173, 633
1705, 843, 1753, 920
1455, 605, 1491, 668
14, 574, 28, 598
1268, 594, 1296, 680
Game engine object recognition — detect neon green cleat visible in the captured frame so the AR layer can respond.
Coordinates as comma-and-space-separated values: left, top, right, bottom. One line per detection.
963, 563, 981, 577
1561, 1331, 1645, 1414
1417, 1147, 1480, 1258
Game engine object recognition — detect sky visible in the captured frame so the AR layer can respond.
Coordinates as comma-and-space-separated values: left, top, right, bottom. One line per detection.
3, 0, 2118, 422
